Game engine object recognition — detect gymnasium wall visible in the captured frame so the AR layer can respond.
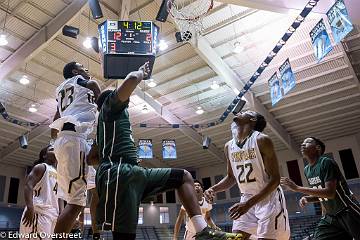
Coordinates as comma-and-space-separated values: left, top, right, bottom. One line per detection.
0, 163, 26, 207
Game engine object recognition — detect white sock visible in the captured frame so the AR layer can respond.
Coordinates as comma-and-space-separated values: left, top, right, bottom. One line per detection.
190, 215, 208, 233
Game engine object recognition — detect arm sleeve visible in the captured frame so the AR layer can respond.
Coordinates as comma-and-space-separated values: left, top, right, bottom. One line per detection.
321, 158, 340, 183
101, 90, 129, 122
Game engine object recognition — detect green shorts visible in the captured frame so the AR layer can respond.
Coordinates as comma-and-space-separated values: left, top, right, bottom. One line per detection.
314, 208, 360, 240
96, 162, 184, 233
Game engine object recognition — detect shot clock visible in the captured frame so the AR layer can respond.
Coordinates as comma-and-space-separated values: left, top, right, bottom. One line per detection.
98, 20, 159, 79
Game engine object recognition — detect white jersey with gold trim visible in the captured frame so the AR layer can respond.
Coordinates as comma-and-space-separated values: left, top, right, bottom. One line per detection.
50, 75, 97, 135
32, 163, 59, 218
228, 131, 269, 195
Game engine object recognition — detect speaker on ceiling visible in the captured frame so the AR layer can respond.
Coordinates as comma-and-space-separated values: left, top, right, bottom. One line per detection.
19, 135, 28, 149
232, 99, 247, 115
202, 136, 211, 149
156, 0, 172, 22
62, 25, 80, 39
88, 0, 103, 19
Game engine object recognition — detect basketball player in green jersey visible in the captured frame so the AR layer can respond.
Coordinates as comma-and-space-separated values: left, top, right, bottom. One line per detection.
281, 137, 360, 240
89, 62, 243, 240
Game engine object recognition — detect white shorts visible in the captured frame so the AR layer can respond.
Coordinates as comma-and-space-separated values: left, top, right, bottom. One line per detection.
19, 210, 57, 240
87, 166, 96, 190
54, 131, 90, 207
232, 188, 290, 240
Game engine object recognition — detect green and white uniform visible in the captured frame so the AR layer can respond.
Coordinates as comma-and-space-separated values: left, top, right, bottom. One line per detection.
96, 91, 183, 234
304, 156, 360, 240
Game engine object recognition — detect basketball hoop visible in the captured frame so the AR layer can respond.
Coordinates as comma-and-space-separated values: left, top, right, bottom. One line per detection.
167, 0, 214, 41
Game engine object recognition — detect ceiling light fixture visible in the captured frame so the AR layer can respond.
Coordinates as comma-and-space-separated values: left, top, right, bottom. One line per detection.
141, 104, 150, 114
158, 39, 168, 51
28, 106, 37, 113
147, 79, 157, 88
19, 75, 30, 85
210, 80, 219, 90
233, 88, 240, 95
83, 37, 92, 49
196, 106, 204, 115
0, 34, 8, 46
233, 41, 244, 54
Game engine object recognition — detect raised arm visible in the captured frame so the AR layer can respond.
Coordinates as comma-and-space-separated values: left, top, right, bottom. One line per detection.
204, 142, 236, 203
22, 164, 46, 227
173, 208, 186, 240
116, 62, 150, 103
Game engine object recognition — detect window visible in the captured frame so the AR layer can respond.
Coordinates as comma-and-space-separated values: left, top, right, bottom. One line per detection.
202, 177, 211, 190
0, 175, 5, 202
138, 207, 144, 224
166, 190, 176, 203
229, 185, 240, 198
286, 160, 303, 186
159, 207, 169, 224
8, 178, 19, 204
83, 208, 91, 226
339, 149, 359, 179
214, 175, 226, 200
156, 194, 163, 203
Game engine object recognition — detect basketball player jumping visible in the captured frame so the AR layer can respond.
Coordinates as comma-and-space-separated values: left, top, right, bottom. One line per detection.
89, 62, 242, 240
20, 145, 59, 240
173, 180, 219, 240
281, 137, 360, 240
205, 110, 290, 240
50, 62, 100, 235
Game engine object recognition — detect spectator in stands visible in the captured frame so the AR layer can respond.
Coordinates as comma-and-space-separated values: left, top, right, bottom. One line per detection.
281, 137, 360, 240
173, 180, 219, 240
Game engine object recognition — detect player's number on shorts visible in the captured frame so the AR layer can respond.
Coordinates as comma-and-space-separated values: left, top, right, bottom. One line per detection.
237, 163, 256, 183
59, 86, 74, 111
53, 182, 58, 194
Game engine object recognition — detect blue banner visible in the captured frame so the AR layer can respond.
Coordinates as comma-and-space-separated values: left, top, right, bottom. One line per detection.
327, 0, 353, 44
162, 139, 177, 159
279, 59, 296, 95
268, 73, 283, 106
138, 139, 153, 159
310, 19, 333, 62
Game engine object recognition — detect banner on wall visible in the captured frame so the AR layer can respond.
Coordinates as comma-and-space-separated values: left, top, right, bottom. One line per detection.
279, 58, 296, 95
162, 139, 177, 159
310, 19, 333, 62
138, 139, 153, 159
268, 72, 283, 106
327, 0, 353, 44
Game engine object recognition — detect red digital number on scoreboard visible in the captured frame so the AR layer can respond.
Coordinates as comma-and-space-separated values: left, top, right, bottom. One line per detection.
113, 32, 121, 41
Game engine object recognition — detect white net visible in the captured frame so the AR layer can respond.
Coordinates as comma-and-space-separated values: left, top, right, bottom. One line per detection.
168, 0, 213, 41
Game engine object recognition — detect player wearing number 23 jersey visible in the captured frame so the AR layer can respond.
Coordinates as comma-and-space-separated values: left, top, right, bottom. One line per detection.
50, 62, 100, 211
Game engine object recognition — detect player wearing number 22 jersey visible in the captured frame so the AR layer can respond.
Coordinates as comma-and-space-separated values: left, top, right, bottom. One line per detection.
50, 62, 100, 234
205, 111, 290, 240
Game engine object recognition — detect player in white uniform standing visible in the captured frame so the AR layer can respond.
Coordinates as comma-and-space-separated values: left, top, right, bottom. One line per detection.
20, 145, 59, 240
174, 180, 219, 240
50, 62, 100, 235
205, 110, 290, 240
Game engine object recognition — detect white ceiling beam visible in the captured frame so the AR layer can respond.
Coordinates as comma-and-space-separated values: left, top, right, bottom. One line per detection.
0, 0, 88, 83
134, 89, 226, 163
193, 36, 301, 158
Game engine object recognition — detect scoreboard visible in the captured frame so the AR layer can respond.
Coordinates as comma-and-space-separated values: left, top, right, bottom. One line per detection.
99, 20, 159, 79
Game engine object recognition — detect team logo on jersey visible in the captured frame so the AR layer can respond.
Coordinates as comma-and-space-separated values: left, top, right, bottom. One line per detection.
231, 148, 257, 162
308, 176, 322, 185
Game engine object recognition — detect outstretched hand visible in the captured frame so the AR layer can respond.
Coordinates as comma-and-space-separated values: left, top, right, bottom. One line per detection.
229, 202, 251, 220
139, 62, 150, 79
280, 177, 299, 192
204, 188, 215, 204
22, 206, 35, 227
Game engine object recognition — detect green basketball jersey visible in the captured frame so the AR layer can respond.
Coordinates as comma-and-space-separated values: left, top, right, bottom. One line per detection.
304, 156, 356, 215
96, 91, 138, 166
